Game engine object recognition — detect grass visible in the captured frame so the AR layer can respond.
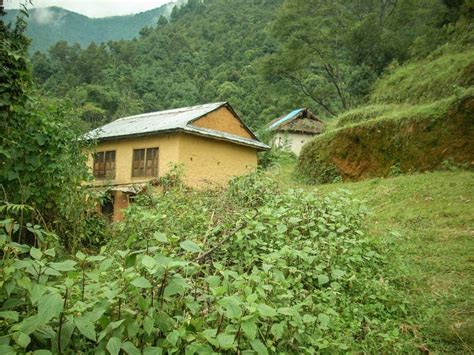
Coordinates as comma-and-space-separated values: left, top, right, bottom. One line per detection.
271, 162, 474, 352
297, 90, 474, 183
371, 48, 474, 105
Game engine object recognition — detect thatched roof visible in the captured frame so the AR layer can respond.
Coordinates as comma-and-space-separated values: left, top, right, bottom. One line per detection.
268, 108, 325, 134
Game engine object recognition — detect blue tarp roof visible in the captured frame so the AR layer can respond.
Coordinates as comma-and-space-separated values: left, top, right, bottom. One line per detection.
268, 108, 304, 130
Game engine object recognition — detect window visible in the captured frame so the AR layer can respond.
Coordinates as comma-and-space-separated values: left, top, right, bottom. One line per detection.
132, 148, 159, 177
93, 150, 116, 179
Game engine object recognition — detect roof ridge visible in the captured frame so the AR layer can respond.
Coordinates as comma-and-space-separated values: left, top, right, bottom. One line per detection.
116, 102, 226, 122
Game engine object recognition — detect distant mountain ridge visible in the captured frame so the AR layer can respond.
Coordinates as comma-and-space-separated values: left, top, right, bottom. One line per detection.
4, 2, 183, 52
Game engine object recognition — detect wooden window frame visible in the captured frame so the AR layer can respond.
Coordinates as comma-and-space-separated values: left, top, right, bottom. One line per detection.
93, 150, 116, 179
131, 147, 159, 178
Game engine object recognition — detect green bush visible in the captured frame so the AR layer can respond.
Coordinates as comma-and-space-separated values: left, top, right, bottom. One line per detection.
0, 174, 418, 353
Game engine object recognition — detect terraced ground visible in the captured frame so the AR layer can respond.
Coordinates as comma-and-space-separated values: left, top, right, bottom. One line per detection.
273, 164, 474, 353
296, 47, 474, 184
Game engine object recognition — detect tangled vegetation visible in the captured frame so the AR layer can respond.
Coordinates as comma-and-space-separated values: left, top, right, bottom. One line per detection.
0, 172, 420, 353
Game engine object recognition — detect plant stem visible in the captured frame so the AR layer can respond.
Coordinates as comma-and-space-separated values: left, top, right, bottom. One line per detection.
58, 287, 69, 355
81, 265, 85, 301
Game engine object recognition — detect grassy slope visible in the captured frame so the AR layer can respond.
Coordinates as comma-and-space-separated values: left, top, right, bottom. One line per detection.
297, 46, 474, 183
272, 163, 474, 352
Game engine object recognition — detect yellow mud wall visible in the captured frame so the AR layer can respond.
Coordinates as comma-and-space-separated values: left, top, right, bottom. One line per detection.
177, 133, 258, 187
86, 133, 180, 186
191, 106, 253, 139
112, 191, 129, 222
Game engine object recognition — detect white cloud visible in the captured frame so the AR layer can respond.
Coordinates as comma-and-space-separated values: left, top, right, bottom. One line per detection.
31, 7, 55, 24
4, 0, 174, 18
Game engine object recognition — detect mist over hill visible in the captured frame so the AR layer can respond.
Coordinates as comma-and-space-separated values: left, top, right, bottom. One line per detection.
4, 2, 184, 52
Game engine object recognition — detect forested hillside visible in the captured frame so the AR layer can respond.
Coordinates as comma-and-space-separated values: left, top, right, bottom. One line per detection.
4, 3, 178, 53
30, 0, 459, 131
297, 8, 474, 182
2, 0, 474, 353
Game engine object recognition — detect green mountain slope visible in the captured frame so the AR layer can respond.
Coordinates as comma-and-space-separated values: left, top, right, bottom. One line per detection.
30, 0, 291, 130
297, 45, 474, 183
4, 4, 176, 52
26, 0, 460, 131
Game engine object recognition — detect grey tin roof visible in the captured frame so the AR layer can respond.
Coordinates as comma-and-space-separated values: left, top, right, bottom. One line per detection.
85, 102, 270, 151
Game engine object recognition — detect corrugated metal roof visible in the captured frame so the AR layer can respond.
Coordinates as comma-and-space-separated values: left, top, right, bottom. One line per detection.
84, 102, 270, 151
267, 108, 325, 134
185, 125, 270, 150
268, 108, 304, 130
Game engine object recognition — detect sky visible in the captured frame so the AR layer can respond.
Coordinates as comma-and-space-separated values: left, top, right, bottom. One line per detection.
4, 0, 173, 18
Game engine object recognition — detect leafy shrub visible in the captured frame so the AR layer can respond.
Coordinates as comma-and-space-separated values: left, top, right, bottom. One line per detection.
0, 174, 418, 353
1, 10, 94, 251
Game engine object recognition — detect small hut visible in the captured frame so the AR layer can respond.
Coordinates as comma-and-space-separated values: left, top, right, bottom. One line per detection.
268, 108, 325, 155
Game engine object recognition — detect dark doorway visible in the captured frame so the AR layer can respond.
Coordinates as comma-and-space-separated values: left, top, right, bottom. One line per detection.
101, 194, 114, 221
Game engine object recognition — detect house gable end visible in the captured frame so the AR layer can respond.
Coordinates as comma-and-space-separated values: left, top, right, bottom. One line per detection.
190, 105, 254, 140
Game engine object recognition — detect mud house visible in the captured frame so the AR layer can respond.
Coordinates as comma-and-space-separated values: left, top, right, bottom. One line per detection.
268, 108, 325, 155
85, 102, 269, 221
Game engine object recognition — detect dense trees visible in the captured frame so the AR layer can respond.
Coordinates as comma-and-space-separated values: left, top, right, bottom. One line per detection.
1, 9, 94, 249
262, 0, 455, 116
27, 0, 464, 130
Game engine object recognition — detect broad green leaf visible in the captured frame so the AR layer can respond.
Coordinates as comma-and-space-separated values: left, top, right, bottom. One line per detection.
154, 232, 168, 243
303, 314, 316, 323
141, 255, 157, 270
30, 284, 46, 305
14, 332, 31, 348
108, 319, 125, 330
166, 330, 179, 346
38, 293, 63, 323
257, 304, 277, 317
106, 337, 121, 355
271, 322, 285, 340
121, 341, 141, 355
241, 319, 257, 340
288, 217, 302, 224
318, 313, 330, 327
217, 333, 234, 349
30, 247, 42, 260
18, 315, 43, 335
163, 276, 189, 297
144, 347, 163, 355
131, 276, 152, 288
318, 274, 330, 286
84, 308, 106, 323
59, 321, 75, 352
75, 251, 86, 261
0, 311, 18, 322
202, 328, 217, 343
86, 255, 106, 262
33, 351, 52, 355
219, 296, 242, 319
179, 240, 202, 253
206, 275, 220, 288
74, 316, 96, 341
277, 224, 287, 233
143, 316, 154, 335
49, 260, 77, 271
331, 269, 345, 279
250, 339, 268, 355
0, 344, 15, 355
277, 307, 296, 316
44, 248, 56, 257
17, 277, 32, 291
